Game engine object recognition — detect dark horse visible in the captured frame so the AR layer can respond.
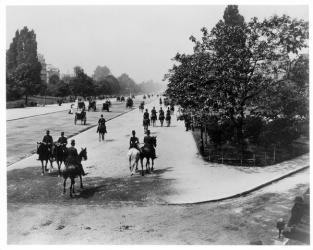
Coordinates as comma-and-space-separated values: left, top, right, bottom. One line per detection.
166, 113, 171, 127
143, 118, 150, 133
53, 142, 67, 177
151, 113, 157, 127
140, 137, 157, 176
63, 148, 87, 197
139, 102, 144, 112
97, 123, 107, 141
37, 142, 53, 175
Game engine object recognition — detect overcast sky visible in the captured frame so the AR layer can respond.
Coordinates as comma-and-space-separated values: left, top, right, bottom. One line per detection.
6, 5, 308, 84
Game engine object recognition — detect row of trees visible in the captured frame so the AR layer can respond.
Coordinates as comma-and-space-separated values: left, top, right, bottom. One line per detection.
43, 66, 162, 98
6, 27, 163, 103
165, 5, 309, 151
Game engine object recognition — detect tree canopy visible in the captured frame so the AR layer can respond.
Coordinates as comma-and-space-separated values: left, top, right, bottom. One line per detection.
165, 5, 309, 147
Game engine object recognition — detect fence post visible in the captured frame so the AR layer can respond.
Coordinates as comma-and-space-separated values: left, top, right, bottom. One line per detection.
253, 154, 255, 167
273, 146, 276, 162
221, 154, 224, 164
265, 152, 267, 164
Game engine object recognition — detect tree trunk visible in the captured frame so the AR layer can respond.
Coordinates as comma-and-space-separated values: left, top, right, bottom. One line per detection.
25, 95, 28, 105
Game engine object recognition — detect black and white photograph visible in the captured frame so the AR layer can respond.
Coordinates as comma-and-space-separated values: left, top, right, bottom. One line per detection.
1, 0, 311, 246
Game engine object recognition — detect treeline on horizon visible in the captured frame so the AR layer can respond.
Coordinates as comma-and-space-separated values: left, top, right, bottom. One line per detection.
6, 26, 163, 104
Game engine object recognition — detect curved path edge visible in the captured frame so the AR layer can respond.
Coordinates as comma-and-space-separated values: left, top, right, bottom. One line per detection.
168, 165, 309, 205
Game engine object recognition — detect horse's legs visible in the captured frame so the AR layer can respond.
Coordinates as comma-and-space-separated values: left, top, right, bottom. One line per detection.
151, 159, 154, 171
79, 175, 83, 189
102, 133, 104, 141
146, 158, 150, 173
72, 179, 75, 193
57, 161, 61, 177
140, 158, 144, 176
41, 160, 44, 175
63, 177, 67, 194
99, 133, 101, 142
44, 160, 48, 172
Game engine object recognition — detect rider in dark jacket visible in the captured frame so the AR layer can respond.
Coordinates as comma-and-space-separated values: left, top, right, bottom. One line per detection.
143, 130, 156, 159
129, 130, 140, 151
57, 132, 68, 153
159, 107, 165, 119
42, 130, 53, 153
66, 139, 86, 175
143, 109, 149, 120
97, 114, 107, 133
151, 107, 157, 118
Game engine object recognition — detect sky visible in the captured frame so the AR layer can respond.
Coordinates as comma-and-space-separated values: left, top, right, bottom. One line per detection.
6, 5, 309, 84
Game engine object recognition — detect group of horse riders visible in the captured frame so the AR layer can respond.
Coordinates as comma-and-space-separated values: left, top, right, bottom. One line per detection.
38, 130, 86, 175
129, 129, 156, 159
143, 106, 172, 126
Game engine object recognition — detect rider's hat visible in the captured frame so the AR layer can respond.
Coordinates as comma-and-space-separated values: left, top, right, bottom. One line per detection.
71, 139, 75, 145
132, 130, 136, 134
46, 129, 50, 133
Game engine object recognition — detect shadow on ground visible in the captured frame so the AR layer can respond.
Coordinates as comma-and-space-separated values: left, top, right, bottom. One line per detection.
7, 166, 175, 205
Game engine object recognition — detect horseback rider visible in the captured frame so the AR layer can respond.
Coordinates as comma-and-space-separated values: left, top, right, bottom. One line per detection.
97, 114, 107, 133
151, 107, 157, 118
57, 132, 68, 152
42, 130, 53, 153
159, 107, 165, 118
129, 130, 140, 152
143, 109, 150, 120
143, 130, 156, 159
166, 107, 171, 117
65, 139, 86, 176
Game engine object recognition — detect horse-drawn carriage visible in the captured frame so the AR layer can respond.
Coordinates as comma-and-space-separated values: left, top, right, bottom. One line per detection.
126, 97, 133, 108
88, 101, 97, 111
102, 100, 111, 112
78, 101, 85, 110
121, 96, 125, 102
75, 111, 86, 125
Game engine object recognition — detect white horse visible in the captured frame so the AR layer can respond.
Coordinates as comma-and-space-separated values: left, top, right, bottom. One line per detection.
127, 148, 140, 176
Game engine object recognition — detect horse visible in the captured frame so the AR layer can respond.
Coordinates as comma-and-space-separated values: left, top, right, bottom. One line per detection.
63, 148, 87, 197
74, 111, 86, 125
127, 147, 140, 176
140, 137, 157, 176
97, 123, 107, 141
53, 142, 67, 177
37, 142, 54, 175
151, 114, 157, 127
88, 101, 96, 111
139, 102, 144, 112
143, 118, 150, 133
159, 113, 165, 127
166, 114, 171, 127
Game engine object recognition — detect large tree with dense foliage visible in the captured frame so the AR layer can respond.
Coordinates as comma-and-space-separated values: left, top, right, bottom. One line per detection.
165, 5, 308, 148
6, 26, 42, 103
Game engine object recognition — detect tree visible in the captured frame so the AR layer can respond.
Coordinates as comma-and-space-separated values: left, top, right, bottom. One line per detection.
6, 26, 42, 104
13, 63, 42, 104
49, 74, 60, 85
223, 5, 244, 26
165, 5, 308, 149
69, 66, 95, 98
92, 66, 111, 82
118, 73, 138, 95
